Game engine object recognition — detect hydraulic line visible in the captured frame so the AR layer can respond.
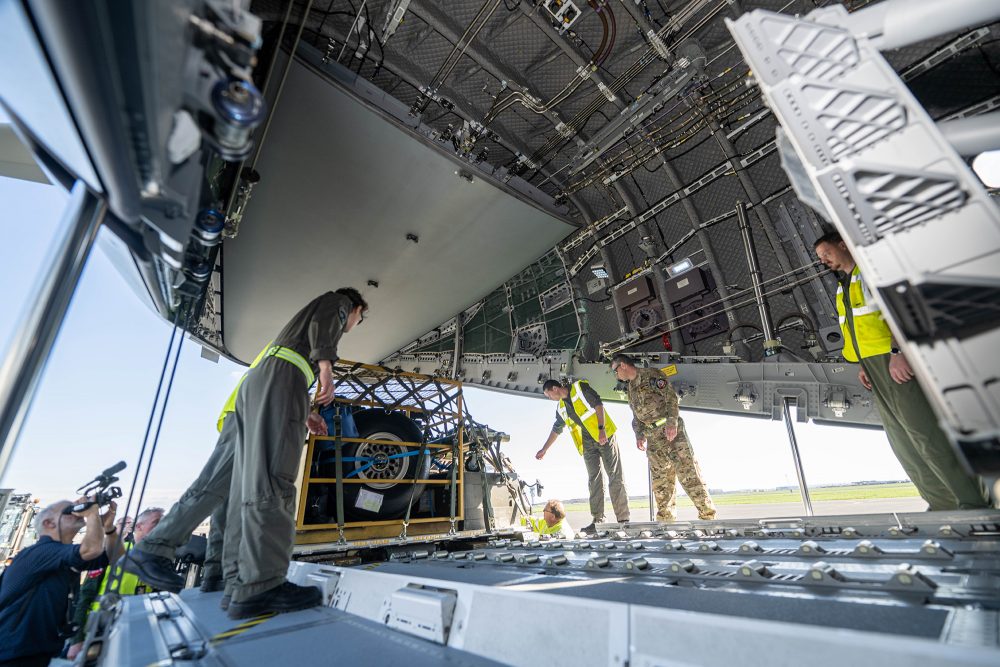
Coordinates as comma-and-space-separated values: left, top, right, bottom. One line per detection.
527, 0, 792, 176
560, 70, 753, 191
428, 0, 503, 90
562, 81, 759, 193
593, 0, 611, 64
485, 76, 586, 121
337, 0, 367, 61
564, 63, 749, 181
776, 312, 817, 334
609, 268, 831, 353
602, 0, 617, 67
527, 0, 730, 163
486, 0, 614, 123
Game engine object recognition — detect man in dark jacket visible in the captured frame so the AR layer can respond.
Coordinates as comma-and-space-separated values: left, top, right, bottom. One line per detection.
0, 498, 119, 667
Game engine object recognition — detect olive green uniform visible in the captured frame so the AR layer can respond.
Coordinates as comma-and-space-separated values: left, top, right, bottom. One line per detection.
627, 368, 716, 521
137, 414, 236, 581
222, 292, 351, 603
860, 354, 988, 509
838, 272, 989, 510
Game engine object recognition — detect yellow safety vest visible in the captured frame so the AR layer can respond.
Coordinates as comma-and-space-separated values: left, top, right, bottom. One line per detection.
556, 381, 617, 455
836, 266, 892, 362
521, 515, 572, 538
91, 545, 153, 610
216, 342, 316, 431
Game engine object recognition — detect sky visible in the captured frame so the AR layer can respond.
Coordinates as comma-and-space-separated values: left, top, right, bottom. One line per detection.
0, 169, 917, 517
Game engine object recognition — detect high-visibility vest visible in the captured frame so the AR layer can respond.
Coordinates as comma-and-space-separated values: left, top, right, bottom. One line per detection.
216, 342, 316, 431
556, 381, 617, 455
91, 545, 153, 610
836, 266, 892, 362
521, 515, 573, 539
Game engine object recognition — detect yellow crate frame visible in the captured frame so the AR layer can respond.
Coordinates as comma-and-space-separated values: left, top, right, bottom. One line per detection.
295, 360, 464, 541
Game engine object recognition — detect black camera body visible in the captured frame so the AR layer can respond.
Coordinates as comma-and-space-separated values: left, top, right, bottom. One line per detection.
63, 461, 126, 514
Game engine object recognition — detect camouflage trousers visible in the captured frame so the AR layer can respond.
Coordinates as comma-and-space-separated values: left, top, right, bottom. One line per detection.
646, 424, 716, 521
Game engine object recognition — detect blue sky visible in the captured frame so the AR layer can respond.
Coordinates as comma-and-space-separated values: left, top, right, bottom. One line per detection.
0, 170, 913, 514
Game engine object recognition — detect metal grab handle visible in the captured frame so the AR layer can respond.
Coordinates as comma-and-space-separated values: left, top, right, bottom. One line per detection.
333, 415, 346, 543
781, 397, 814, 517
447, 438, 459, 535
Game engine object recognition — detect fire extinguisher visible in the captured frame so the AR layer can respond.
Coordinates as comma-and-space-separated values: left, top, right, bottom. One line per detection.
661, 333, 672, 351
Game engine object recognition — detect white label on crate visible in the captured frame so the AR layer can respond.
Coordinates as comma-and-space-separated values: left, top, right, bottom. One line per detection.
676, 278, 690, 289
356, 488, 384, 512
628, 287, 638, 296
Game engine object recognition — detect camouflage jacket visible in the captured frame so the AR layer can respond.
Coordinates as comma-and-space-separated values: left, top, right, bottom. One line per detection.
626, 367, 681, 438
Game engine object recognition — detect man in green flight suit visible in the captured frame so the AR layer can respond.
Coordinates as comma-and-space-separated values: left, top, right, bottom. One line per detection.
612, 354, 716, 522
122, 318, 336, 598
814, 231, 988, 510
125, 288, 367, 619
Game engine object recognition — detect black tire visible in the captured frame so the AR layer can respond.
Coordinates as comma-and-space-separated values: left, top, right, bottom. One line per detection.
318, 409, 431, 521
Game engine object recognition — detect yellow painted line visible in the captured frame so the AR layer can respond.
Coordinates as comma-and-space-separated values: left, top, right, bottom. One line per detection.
209, 612, 278, 646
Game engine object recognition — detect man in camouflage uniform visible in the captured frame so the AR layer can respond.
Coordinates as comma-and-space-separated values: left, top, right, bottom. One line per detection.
611, 354, 716, 522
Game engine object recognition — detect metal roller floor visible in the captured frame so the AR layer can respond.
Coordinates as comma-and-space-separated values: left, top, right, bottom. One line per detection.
89, 509, 1000, 666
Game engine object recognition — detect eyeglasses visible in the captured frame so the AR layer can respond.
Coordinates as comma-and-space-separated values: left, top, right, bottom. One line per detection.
610, 363, 622, 373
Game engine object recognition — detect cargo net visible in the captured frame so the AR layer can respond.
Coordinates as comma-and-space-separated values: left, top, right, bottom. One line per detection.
298, 361, 522, 535
328, 360, 463, 439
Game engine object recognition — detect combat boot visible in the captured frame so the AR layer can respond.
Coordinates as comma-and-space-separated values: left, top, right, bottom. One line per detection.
227, 581, 322, 619
121, 548, 184, 593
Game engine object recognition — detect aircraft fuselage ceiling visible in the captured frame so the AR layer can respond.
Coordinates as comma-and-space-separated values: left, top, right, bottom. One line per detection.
2, 0, 998, 470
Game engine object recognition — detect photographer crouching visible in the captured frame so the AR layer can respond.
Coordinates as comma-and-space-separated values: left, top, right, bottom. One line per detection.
0, 496, 122, 667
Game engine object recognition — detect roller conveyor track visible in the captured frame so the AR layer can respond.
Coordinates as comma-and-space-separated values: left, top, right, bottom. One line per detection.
357, 509, 1000, 645
83, 511, 1000, 666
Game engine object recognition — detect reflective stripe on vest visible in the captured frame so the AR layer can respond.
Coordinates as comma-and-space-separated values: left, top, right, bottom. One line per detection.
522, 515, 570, 538
835, 266, 892, 362
91, 545, 150, 611
556, 381, 618, 455
215, 343, 316, 430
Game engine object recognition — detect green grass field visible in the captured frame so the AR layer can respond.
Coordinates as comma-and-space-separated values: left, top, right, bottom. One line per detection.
544, 482, 919, 512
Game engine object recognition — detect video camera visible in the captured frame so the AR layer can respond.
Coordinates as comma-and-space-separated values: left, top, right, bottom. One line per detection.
62, 461, 126, 514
